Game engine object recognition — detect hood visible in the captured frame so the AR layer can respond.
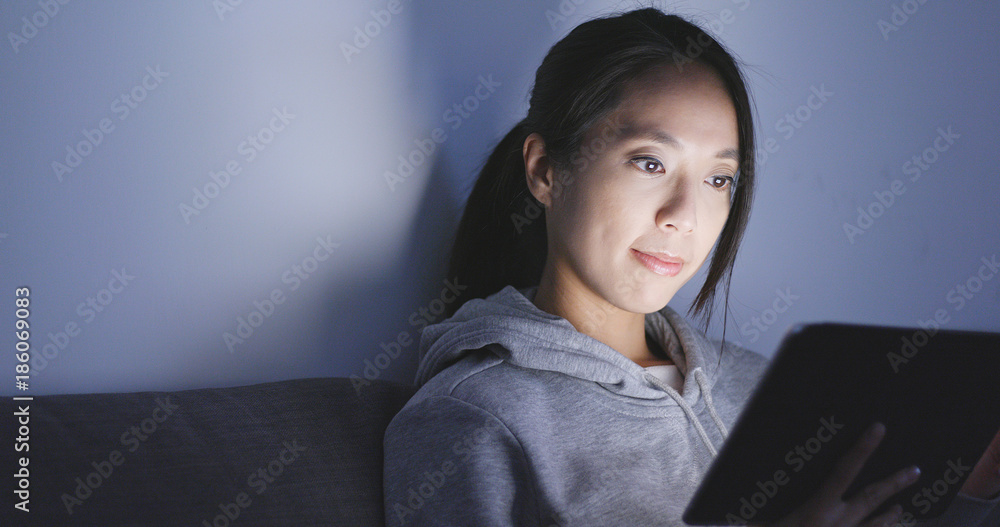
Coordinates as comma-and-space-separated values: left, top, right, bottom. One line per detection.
415, 284, 725, 404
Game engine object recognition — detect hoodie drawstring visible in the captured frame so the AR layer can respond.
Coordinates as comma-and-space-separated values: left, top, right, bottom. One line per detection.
644, 367, 729, 457
694, 369, 729, 439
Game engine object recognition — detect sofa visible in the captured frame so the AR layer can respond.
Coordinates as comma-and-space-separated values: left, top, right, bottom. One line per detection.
4, 377, 418, 526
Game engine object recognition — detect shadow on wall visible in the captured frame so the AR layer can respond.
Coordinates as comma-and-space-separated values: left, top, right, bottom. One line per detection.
319, 154, 460, 389
331, 0, 571, 387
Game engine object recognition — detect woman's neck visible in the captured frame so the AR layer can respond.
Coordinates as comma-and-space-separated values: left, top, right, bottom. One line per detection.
531, 272, 673, 367
641, 333, 673, 366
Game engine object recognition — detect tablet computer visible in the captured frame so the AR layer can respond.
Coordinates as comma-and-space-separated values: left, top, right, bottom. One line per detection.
682, 322, 1000, 525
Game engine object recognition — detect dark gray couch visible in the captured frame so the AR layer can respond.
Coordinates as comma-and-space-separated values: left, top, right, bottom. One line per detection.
3, 377, 417, 526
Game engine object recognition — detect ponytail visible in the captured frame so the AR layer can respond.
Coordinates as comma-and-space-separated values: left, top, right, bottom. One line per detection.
443, 120, 547, 318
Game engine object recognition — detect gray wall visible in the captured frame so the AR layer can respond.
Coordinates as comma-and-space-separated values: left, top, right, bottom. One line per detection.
2, 0, 997, 395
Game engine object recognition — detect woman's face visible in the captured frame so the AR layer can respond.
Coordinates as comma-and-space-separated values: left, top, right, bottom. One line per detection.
531, 62, 739, 315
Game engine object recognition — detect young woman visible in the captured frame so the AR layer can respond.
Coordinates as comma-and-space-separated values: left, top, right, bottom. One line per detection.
383, 8, 1000, 526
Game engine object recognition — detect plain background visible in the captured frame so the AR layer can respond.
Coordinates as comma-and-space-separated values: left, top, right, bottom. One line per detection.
2, 0, 997, 395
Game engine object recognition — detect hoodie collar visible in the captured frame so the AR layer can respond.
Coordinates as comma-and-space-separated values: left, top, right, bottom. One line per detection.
415, 284, 722, 403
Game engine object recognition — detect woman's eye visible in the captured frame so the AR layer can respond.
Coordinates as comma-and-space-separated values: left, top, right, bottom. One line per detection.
630, 157, 663, 174
708, 175, 734, 190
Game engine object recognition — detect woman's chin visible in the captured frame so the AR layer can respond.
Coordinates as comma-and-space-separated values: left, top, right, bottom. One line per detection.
609, 287, 678, 315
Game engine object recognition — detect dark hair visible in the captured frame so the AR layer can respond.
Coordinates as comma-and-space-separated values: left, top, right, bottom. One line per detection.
443, 7, 756, 341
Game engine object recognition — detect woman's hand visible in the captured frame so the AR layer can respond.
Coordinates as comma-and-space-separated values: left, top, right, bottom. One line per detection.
959, 427, 1000, 500
751, 422, 921, 527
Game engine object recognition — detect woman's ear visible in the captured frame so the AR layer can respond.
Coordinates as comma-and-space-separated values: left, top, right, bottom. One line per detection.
523, 132, 556, 208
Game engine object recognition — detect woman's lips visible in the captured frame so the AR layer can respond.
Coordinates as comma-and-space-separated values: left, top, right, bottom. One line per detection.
631, 249, 683, 277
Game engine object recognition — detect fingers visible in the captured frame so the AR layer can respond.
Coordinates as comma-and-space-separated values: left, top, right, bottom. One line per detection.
845, 464, 921, 525
959, 427, 1000, 498
982, 427, 1000, 475
815, 422, 886, 504
780, 422, 923, 526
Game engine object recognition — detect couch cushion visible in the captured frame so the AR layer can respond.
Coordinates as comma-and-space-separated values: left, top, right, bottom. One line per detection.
4, 377, 417, 526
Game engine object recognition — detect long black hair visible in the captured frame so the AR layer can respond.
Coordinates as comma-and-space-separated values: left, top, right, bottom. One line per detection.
443, 7, 757, 343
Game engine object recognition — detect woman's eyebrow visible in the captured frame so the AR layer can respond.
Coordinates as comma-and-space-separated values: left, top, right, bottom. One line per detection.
618, 124, 739, 162
619, 125, 679, 147
716, 147, 740, 162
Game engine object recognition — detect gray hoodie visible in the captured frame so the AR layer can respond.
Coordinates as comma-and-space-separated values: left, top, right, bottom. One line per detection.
382, 284, 1000, 526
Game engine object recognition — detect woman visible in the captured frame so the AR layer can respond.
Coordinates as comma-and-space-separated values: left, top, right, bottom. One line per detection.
382, 8, 1000, 526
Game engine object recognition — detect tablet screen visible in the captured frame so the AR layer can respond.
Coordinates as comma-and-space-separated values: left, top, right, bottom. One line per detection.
683, 323, 1000, 525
